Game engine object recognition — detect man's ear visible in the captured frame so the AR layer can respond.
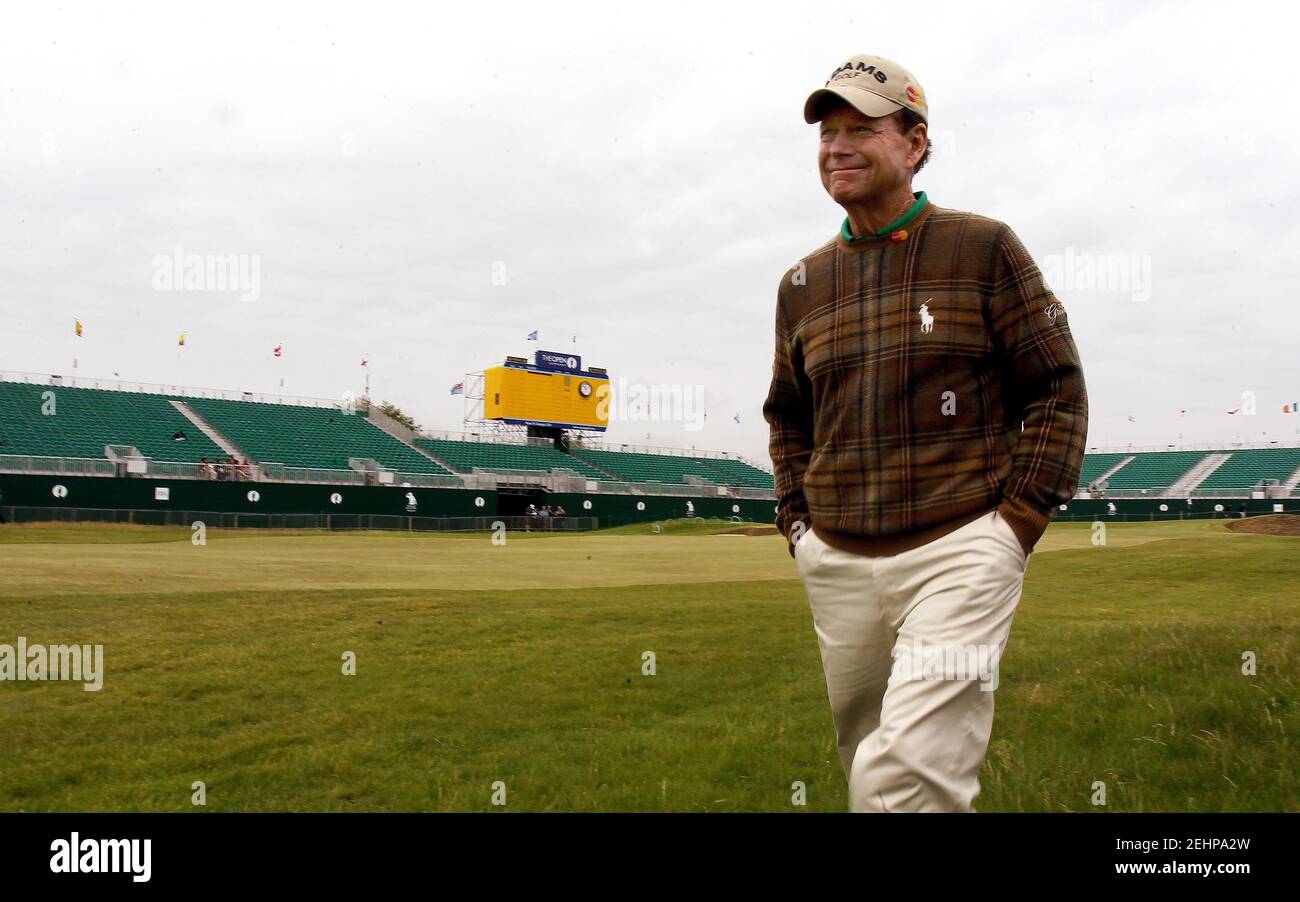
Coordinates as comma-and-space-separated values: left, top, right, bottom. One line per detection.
908, 122, 928, 168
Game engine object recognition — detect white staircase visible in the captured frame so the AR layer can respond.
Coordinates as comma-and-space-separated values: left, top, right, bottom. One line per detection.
170, 400, 246, 459
1167, 452, 1233, 496
365, 407, 457, 472
1281, 460, 1300, 498
1091, 455, 1135, 488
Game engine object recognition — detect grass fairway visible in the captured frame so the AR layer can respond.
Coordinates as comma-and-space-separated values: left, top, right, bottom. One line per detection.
1, 517, 1296, 812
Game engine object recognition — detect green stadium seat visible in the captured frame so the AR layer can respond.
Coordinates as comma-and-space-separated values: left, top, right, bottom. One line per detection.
186, 398, 452, 475
0, 382, 224, 462
1196, 448, 1300, 490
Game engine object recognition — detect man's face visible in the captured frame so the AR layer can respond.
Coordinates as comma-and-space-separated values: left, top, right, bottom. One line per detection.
818, 104, 922, 205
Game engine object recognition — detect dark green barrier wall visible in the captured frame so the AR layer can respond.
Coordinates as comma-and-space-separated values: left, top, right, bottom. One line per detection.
545, 492, 775, 524
1051, 497, 1294, 520
0, 475, 777, 525
9, 474, 1282, 527
0, 474, 493, 517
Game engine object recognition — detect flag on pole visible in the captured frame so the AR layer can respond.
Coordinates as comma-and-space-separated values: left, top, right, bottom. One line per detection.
450, 382, 464, 395
178, 332, 186, 346
527, 330, 538, 340
273, 344, 282, 358
74, 320, 83, 337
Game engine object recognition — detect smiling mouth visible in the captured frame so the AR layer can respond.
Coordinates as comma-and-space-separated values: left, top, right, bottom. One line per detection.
829, 167, 866, 175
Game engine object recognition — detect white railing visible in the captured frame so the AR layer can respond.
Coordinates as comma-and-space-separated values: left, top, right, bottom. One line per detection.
0, 448, 777, 497
1084, 439, 1300, 454
0, 454, 117, 476
419, 425, 772, 471
0, 370, 348, 410
1076, 485, 1291, 500
571, 438, 759, 463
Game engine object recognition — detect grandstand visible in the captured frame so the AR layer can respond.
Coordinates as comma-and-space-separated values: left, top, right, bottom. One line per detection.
0, 372, 778, 528
416, 436, 610, 480
3, 371, 1299, 528
1076, 452, 1130, 487
0, 380, 225, 463
1196, 447, 1300, 492
569, 447, 729, 485
186, 397, 453, 476
1082, 446, 1300, 499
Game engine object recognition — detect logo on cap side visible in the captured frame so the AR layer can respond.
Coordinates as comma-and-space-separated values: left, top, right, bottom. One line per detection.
905, 85, 926, 108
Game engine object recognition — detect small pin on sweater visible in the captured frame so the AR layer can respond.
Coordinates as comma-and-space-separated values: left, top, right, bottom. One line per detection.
890, 229, 909, 242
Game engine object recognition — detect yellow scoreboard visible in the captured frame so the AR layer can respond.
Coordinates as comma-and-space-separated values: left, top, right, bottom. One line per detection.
484, 356, 609, 431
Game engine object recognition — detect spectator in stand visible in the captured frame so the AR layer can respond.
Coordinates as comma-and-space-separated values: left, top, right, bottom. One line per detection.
198, 458, 214, 480
239, 458, 253, 481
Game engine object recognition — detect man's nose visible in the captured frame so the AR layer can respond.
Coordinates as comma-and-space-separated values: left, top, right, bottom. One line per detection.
825, 132, 856, 159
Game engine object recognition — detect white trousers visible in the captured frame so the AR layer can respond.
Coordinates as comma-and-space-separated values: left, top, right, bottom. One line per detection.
795, 507, 1028, 812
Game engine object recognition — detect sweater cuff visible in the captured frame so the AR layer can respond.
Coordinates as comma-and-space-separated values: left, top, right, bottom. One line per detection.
776, 493, 811, 542
997, 497, 1051, 555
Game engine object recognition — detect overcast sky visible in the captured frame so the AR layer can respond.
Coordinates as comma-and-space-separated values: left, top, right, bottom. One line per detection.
3, 0, 1297, 466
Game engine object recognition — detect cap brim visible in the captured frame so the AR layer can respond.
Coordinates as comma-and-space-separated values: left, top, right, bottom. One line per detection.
804, 86, 904, 124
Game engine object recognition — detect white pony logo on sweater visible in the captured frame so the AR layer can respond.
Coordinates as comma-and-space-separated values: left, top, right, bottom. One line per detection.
918, 300, 935, 334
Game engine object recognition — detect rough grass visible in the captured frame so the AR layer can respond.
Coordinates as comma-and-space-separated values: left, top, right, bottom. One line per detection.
0, 517, 1294, 811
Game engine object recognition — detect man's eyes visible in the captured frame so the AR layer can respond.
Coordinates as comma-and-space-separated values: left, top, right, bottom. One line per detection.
821, 126, 874, 139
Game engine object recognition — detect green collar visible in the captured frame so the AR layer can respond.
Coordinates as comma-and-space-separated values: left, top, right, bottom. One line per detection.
841, 191, 928, 242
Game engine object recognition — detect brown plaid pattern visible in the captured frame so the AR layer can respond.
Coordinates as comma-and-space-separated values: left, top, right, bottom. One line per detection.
762, 201, 1089, 554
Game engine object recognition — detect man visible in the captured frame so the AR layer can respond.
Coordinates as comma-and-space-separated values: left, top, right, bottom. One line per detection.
763, 54, 1088, 812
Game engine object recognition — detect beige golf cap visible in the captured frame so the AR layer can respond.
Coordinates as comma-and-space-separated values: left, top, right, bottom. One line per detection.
804, 54, 928, 124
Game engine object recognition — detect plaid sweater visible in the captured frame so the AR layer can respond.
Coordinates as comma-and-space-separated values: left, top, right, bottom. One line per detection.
762, 196, 1088, 555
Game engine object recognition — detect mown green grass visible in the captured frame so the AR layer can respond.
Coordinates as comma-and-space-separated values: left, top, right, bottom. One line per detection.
0, 517, 1295, 811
